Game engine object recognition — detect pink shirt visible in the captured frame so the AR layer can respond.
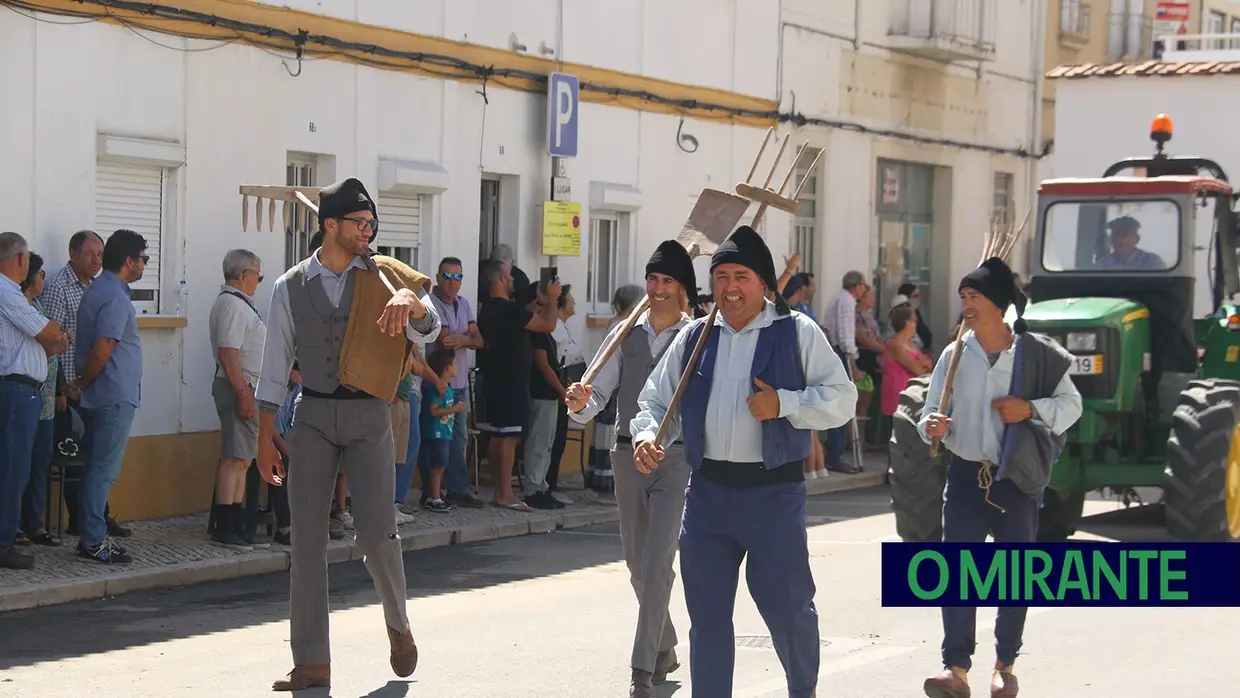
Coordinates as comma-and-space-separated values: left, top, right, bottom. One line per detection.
881, 337, 927, 417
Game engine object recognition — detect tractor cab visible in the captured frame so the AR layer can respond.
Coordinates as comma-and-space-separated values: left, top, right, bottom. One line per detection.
1026, 116, 1240, 423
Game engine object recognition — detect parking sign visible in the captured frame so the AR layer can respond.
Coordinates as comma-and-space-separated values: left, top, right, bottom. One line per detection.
547, 72, 579, 158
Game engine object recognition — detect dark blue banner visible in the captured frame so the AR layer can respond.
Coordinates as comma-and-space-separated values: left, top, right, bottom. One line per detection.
881, 542, 1240, 607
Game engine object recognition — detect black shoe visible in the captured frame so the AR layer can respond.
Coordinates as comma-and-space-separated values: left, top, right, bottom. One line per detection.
524, 491, 560, 511
273, 530, 291, 545
445, 491, 485, 508
0, 545, 34, 570
424, 498, 454, 513
107, 517, 132, 538
78, 537, 132, 564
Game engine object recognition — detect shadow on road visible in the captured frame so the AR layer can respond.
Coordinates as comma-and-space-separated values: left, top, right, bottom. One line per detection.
0, 527, 625, 672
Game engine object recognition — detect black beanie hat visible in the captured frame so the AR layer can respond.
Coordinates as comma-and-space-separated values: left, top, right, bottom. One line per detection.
711, 225, 790, 315
646, 240, 698, 308
959, 256, 1028, 334
318, 177, 378, 243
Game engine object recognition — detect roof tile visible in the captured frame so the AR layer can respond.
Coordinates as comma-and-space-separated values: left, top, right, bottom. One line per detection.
1047, 61, 1240, 78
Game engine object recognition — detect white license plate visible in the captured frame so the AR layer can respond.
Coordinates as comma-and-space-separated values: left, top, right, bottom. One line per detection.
1068, 354, 1104, 375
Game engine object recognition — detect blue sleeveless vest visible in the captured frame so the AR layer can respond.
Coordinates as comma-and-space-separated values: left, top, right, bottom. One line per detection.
679, 315, 813, 469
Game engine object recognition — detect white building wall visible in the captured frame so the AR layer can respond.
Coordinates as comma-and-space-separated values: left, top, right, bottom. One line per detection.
777, 0, 1044, 344
0, 4, 783, 442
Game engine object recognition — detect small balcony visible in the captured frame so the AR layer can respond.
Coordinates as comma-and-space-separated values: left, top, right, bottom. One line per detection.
1154, 32, 1240, 61
1058, 0, 1092, 50
887, 0, 997, 63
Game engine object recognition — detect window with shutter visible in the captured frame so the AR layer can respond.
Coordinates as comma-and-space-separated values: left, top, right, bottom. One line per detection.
375, 195, 423, 268
95, 162, 164, 314
792, 148, 821, 275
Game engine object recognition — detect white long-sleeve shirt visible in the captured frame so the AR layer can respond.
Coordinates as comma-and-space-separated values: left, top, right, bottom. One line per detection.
630, 301, 858, 462
916, 330, 1083, 464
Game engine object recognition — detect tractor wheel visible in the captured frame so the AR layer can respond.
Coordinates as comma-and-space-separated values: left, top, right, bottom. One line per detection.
1036, 488, 1086, 542
888, 375, 948, 543
1163, 379, 1240, 542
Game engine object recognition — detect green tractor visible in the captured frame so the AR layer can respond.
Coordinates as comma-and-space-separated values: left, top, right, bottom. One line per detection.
889, 114, 1240, 543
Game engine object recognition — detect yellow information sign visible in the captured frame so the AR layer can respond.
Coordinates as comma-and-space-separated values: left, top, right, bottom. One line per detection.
542, 201, 582, 256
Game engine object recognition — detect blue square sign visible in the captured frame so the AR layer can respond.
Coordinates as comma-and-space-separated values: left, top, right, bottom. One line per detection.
547, 72, 579, 158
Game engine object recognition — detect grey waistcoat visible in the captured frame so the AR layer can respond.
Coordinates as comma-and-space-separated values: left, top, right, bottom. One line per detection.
285, 260, 357, 395
998, 332, 1073, 495
614, 324, 682, 439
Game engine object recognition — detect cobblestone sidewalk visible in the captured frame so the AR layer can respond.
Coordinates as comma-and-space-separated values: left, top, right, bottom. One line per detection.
0, 467, 885, 613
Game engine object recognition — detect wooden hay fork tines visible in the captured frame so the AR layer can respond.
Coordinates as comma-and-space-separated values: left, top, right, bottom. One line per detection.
650, 131, 825, 448
928, 201, 1032, 458
239, 185, 323, 234
575, 129, 774, 388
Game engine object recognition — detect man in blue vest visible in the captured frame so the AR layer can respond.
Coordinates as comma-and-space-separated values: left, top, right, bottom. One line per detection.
565, 240, 696, 698
630, 225, 858, 698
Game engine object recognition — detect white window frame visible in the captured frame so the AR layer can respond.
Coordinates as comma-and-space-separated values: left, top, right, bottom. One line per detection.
285, 155, 318, 269
992, 171, 1015, 224
374, 194, 425, 268
588, 214, 620, 314
1230, 17, 1240, 49
1209, 11, 1227, 49
94, 134, 185, 316
791, 147, 822, 275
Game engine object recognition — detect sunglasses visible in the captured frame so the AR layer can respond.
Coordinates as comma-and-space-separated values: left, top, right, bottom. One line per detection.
441, 272, 464, 281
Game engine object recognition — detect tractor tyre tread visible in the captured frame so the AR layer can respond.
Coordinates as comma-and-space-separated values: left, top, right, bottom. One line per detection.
888, 375, 947, 543
1163, 378, 1240, 542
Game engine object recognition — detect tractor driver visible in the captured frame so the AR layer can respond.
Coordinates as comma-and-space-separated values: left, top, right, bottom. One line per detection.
1093, 215, 1167, 270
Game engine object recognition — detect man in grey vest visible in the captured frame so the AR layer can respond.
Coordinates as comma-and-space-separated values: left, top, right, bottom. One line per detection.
564, 240, 696, 698
254, 178, 442, 691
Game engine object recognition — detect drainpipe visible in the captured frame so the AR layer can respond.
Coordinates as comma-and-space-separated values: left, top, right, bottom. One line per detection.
1027, 0, 1047, 275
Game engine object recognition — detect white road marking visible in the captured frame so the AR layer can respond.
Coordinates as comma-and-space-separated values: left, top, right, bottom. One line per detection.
733, 644, 917, 697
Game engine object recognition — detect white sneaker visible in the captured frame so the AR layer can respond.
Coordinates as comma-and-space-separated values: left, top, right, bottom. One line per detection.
394, 505, 415, 525
805, 470, 819, 480
339, 511, 355, 530
815, 468, 829, 479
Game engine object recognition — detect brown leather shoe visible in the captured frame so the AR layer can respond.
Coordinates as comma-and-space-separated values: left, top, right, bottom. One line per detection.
272, 664, 330, 691
387, 623, 418, 678
990, 663, 1018, 697
629, 669, 655, 698
652, 647, 680, 684
924, 667, 971, 698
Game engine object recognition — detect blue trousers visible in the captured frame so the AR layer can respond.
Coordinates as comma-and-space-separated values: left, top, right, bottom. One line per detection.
940, 458, 1039, 671
21, 419, 55, 533
0, 382, 41, 548
78, 403, 137, 548
395, 396, 421, 504
679, 473, 819, 698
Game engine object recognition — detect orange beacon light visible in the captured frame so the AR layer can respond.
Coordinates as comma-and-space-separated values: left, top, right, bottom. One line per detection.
1151, 114, 1173, 145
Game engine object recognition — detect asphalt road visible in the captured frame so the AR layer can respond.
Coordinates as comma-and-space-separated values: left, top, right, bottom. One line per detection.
0, 486, 1236, 697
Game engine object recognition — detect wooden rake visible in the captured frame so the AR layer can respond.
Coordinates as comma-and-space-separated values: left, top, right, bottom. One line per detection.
647, 130, 824, 447
928, 202, 1032, 457
239, 185, 324, 234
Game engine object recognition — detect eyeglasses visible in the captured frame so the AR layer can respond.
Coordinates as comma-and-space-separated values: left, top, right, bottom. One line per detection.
135, 255, 150, 264
342, 216, 379, 233
248, 270, 265, 283
440, 272, 464, 281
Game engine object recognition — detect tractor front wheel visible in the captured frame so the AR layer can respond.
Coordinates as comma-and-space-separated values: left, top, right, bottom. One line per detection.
888, 375, 948, 542
1036, 488, 1085, 542
1164, 379, 1240, 542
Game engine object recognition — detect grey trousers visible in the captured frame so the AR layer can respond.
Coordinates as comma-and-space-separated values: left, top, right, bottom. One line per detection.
612, 441, 691, 673
288, 395, 409, 666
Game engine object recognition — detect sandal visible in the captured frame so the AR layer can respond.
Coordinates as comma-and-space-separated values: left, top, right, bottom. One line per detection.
491, 500, 534, 513
29, 530, 61, 547
14, 531, 31, 546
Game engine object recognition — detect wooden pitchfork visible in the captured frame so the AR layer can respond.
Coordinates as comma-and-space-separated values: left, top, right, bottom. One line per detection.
649, 132, 824, 447
928, 202, 1032, 457
576, 128, 776, 385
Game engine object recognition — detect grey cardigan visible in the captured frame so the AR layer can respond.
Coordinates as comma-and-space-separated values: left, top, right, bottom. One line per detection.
998, 332, 1073, 495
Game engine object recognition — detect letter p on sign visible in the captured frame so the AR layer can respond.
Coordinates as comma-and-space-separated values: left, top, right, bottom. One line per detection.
547, 72, 579, 158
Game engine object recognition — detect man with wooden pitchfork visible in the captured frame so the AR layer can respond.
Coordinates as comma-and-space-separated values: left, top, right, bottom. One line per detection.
563, 239, 698, 698
918, 233, 1082, 696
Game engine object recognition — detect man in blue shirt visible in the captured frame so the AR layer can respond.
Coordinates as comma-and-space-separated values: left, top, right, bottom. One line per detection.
73, 229, 147, 565
0, 232, 72, 570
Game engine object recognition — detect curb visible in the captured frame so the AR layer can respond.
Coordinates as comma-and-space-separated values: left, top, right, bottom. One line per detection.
0, 473, 885, 613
